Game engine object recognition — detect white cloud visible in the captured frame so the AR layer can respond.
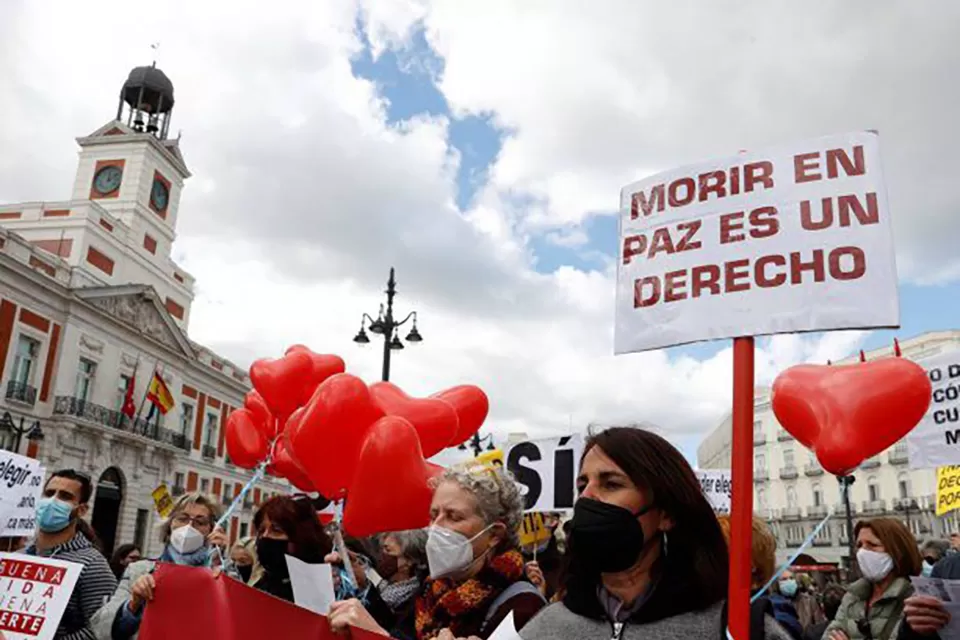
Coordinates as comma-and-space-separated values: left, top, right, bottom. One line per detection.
0, 1, 888, 458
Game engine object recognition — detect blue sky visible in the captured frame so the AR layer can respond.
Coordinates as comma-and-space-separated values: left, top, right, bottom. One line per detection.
351, 21, 957, 369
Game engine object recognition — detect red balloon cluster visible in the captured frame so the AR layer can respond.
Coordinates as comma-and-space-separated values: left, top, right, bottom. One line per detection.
224, 345, 490, 537
771, 358, 931, 476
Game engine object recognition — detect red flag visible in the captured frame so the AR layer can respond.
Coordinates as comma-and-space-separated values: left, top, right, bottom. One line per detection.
140, 564, 384, 640
894, 338, 902, 357
121, 369, 137, 419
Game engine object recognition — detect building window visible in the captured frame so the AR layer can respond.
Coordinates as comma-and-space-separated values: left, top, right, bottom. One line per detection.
898, 473, 910, 499
813, 484, 823, 507
755, 454, 766, 472
12, 335, 40, 385
816, 524, 832, 543
180, 403, 195, 437
868, 475, 880, 502
757, 489, 767, 509
116, 374, 133, 412
783, 447, 795, 468
204, 412, 218, 446
223, 482, 232, 504
75, 358, 97, 402
240, 522, 249, 539
174, 472, 185, 490
134, 509, 149, 550
200, 478, 210, 494
787, 486, 798, 509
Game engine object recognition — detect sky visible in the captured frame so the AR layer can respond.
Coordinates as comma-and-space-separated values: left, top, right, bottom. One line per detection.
1, 1, 958, 465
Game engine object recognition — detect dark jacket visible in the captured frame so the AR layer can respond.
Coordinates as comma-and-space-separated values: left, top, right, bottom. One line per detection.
767, 594, 803, 640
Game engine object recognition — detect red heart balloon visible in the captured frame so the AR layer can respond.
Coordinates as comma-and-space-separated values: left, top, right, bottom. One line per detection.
370, 382, 459, 458
285, 345, 347, 406
431, 385, 489, 446
343, 416, 443, 537
269, 437, 315, 492
225, 409, 269, 469
772, 359, 932, 475
289, 373, 385, 498
250, 351, 314, 420
244, 390, 279, 441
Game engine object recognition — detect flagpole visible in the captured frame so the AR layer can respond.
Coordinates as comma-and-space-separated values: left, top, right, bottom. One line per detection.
122, 354, 141, 426
134, 361, 159, 426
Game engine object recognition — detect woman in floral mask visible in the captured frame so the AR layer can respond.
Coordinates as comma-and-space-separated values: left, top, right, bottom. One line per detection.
825, 517, 922, 640
91, 492, 227, 640
329, 464, 546, 639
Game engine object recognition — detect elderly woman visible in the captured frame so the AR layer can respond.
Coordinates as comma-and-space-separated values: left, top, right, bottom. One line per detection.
920, 539, 950, 576
91, 492, 226, 640
329, 464, 546, 639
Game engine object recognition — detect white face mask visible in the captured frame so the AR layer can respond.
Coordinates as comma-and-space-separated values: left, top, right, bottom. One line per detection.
857, 548, 894, 582
170, 524, 206, 555
426, 524, 493, 580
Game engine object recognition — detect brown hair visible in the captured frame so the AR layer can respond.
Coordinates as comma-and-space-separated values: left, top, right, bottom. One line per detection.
253, 495, 333, 563
716, 515, 777, 590
855, 517, 923, 578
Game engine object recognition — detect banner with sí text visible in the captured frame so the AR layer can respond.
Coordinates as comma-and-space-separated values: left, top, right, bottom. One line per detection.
0, 450, 44, 537
139, 564, 387, 640
908, 349, 960, 469
615, 131, 898, 353
0, 553, 82, 640
505, 435, 583, 513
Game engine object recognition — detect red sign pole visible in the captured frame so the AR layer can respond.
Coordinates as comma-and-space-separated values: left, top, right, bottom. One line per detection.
728, 337, 755, 639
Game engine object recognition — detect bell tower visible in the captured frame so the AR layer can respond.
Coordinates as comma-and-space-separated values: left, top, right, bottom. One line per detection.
116, 62, 176, 139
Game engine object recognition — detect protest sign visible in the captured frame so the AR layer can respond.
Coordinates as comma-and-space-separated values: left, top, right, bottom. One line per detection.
0, 553, 82, 640
0, 450, 44, 537
937, 466, 960, 516
615, 131, 898, 354
696, 469, 732, 513
518, 513, 551, 548
505, 435, 583, 512
151, 484, 174, 518
908, 350, 960, 469
475, 449, 504, 468
139, 564, 385, 640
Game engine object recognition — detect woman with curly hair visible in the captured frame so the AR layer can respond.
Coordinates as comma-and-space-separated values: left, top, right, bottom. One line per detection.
329, 464, 546, 639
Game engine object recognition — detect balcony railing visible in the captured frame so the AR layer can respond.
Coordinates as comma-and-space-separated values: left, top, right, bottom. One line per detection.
221, 495, 232, 506
782, 507, 802, 520
861, 457, 881, 469
863, 499, 887, 514
804, 463, 824, 477
754, 469, 770, 483
808, 504, 829, 519
753, 431, 767, 445
835, 502, 857, 516
812, 536, 833, 547
889, 447, 909, 465
6, 380, 37, 407
172, 485, 185, 497
53, 396, 190, 452
780, 466, 799, 480
777, 430, 793, 442
202, 444, 217, 461
243, 498, 254, 510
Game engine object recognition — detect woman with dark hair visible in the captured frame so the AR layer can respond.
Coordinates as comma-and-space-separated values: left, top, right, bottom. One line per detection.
251, 494, 334, 602
109, 544, 143, 580
825, 518, 922, 639
520, 427, 791, 640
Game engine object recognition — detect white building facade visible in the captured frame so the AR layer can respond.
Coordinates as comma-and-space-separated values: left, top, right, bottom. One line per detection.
0, 64, 290, 558
698, 330, 960, 567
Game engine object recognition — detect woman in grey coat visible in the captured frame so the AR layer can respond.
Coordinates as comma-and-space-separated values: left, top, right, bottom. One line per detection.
520, 427, 793, 640
91, 492, 228, 640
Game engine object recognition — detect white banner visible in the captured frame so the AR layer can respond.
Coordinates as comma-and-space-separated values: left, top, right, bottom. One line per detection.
0, 553, 82, 640
696, 469, 732, 513
908, 349, 960, 469
504, 435, 584, 513
615, 131, 899, 353
0, 450, 44, 537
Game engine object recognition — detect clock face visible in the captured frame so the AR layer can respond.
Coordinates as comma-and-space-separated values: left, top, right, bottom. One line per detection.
150, 178, 170, 211
93, 165, 123, 195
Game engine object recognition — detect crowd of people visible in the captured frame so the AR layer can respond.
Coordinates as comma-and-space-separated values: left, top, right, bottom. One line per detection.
6, 426, 957, 639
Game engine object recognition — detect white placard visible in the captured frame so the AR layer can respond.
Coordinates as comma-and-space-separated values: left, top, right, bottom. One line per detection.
696, 469, 732, 513
504, 435, 583, 513
615, 131, 899, 353
909, 577, 960, 639
0, 552, 83, 640
487, 611, 522, 640
908, 349, 960, 469
0, 450, 44, 537
285, 555, 335, 616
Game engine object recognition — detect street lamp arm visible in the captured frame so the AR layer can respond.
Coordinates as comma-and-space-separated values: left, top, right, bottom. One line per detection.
396, 311, 418, 327
361, 312, 380, 326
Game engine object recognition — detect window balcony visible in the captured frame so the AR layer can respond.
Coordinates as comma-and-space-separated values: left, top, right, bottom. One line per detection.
53, 395, 162, 440
777, 430, 793, 442
5, 380, 37, 407
753, 431, 767, 445
807, 504, 829, 519
780, 466, 799, 480
221, 494, 232, 506
889, 446, 909, 465
835, 502, 857, 516
754, 469, 770, 483
782, 507, 802, 521
861, 457, 881, 469
172, 485, 185, 497
202, 444, 217, 461
243, 497, 254, 510
812, 536, 833, 547
804, 463, 824, 477
862, 499, 887, 515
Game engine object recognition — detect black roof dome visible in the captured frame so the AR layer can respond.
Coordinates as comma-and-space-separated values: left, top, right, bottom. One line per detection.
122, 64, 174, 114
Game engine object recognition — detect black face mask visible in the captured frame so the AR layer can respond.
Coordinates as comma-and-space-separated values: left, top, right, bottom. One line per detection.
570, 497, 653, 573
237, 564, 253, 583
256, 537, 290, 578
377, 553, 399, 580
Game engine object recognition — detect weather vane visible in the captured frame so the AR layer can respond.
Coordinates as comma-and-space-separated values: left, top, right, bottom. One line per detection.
150, 42, 160, 66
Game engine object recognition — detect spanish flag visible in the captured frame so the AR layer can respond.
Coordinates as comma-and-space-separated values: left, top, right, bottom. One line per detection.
146, 372, 175, 415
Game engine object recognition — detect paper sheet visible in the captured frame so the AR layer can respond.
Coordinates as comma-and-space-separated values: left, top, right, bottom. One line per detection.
286, 555, 336, 616
486, 611, 523, 640
910, 577, 960, 640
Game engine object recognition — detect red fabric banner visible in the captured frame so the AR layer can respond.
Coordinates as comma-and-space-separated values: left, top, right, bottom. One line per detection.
139, 564, 382, 640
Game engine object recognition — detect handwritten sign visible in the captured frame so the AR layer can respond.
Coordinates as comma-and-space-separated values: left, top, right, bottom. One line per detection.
0, 553, 82, 640
151, 484, 174, 518
505, 435, 583, 512
937, 466, 960, 516
908, 350, 960, 469
0, 451, 44, 537
615, 131, 898, 353
518, 513, 551, 548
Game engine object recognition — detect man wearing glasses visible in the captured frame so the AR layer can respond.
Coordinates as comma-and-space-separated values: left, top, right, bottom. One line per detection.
22, 469, 118, 640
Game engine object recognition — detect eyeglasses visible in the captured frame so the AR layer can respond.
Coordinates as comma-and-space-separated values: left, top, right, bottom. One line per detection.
924, 556, 938, 564
172, 514, 212, 528
856, 618, 873, 639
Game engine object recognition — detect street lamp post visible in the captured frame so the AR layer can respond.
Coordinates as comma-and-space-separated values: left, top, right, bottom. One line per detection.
353, 267, 423, 382
897, 498, 919, 532
838, 475, 856, 575
459, 432, 496, 457
0, 411, 44, 453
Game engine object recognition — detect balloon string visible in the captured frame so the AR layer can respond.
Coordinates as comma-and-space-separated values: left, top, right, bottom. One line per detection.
209, 452, 273, 571
725, 493, 837, 640
332, 500, 358, 588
